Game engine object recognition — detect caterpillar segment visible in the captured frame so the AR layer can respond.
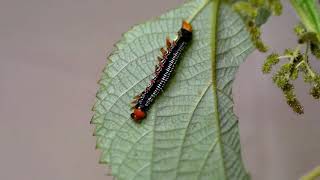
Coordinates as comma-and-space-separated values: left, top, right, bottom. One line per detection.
130, 20, 192, 123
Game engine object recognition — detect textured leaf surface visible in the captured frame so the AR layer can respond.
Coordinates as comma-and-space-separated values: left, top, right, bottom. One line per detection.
92, 0, 253, 179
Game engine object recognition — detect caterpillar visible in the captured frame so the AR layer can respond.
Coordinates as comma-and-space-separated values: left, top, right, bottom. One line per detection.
130, 20, 192, 123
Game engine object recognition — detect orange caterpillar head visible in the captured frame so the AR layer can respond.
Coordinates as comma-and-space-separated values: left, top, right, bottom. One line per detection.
131, 108, 146, 123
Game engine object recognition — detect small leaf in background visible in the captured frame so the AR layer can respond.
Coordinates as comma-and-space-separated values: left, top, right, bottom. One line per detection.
262, 0, 320, 114
232, 0, 282, 52
91, 0, 266, 179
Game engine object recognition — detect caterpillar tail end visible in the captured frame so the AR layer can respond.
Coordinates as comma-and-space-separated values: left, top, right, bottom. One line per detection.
131, 108, 146, 123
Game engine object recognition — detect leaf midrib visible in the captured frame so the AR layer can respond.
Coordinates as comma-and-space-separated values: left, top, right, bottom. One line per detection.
211, 1, 228, 180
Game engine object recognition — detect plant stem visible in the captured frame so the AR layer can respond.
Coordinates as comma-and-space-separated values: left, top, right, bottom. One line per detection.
211, 0, 228, 179
289, 0, 320, 34
304, 42, 316, 78
301, 166, 320, 180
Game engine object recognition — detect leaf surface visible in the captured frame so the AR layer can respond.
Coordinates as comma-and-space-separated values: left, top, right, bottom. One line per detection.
92, 0, 253, 179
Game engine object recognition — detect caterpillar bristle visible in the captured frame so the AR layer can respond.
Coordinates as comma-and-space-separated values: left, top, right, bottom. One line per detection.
157, 56, 162, 62
159, 61, 164, 68
166, 37, 171, 48
131, 99, 138, 104
155, 69, 160, 75
172, 40, 176, 46
160, 47, 166, 55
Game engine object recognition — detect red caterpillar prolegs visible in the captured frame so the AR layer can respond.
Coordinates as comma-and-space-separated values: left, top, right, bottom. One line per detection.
131, 21, 192, 123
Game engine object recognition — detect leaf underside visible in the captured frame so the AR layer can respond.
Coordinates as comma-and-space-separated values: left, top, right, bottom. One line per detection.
92, 0, 253, 179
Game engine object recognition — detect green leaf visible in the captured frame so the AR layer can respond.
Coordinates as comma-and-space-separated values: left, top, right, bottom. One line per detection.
255, 7, 271, 26
92, 0, 255, 179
